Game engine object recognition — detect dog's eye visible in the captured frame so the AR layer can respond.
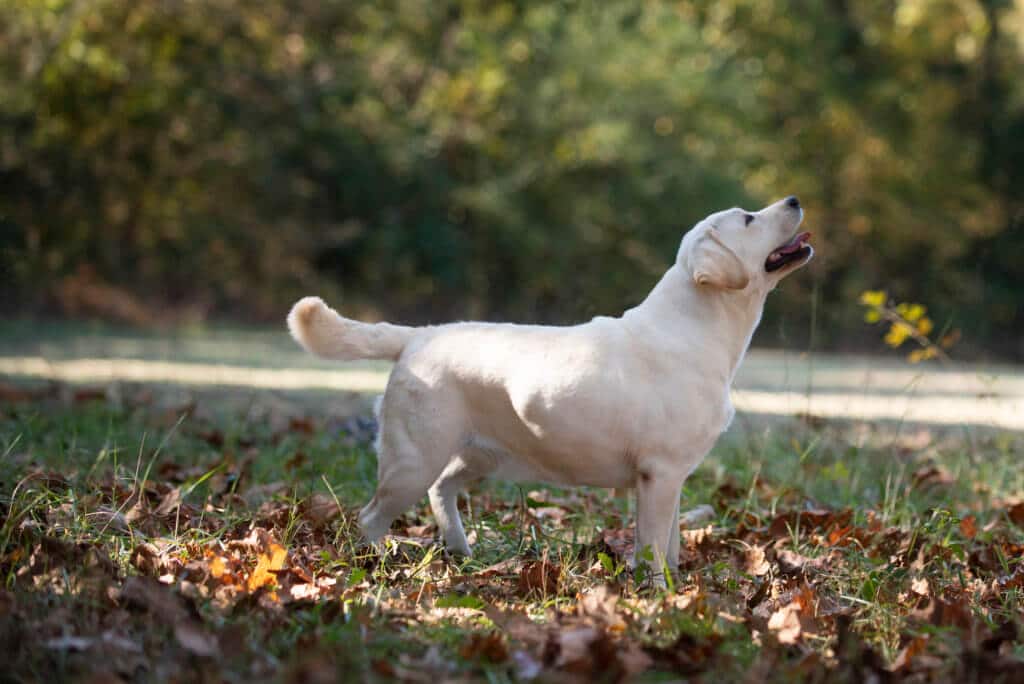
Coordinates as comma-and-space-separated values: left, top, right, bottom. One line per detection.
744, 214, 755, 226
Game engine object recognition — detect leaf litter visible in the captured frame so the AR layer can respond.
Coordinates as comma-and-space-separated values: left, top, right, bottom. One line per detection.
2, 387, 1024, 681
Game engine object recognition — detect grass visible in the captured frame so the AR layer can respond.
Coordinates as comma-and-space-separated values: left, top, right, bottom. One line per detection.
1, 387, 1023, 682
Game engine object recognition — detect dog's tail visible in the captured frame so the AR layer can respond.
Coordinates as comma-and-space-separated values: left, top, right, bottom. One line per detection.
287, 297, 415, 362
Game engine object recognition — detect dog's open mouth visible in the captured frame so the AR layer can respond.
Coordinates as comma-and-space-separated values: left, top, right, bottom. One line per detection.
765, 231, 813, 272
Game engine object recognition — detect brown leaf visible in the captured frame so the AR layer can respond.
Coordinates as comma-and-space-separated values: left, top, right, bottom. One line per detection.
153, 487, 183, 517
681, 524, 713, 549
890, 636, 928, 673
959, 515, 977, 539
73, 387, 107, 403
767, 586, 820, 645
288, 417, 315, 434
0, 381, 52, 403
284, 451, 307, 472
120, 576, 189, 623
552, 626, 603, 669
484, 605, 544, 645
302, 493, 340, 528
617, 639, 654, 678
909, 598, 974, 629
459, 632, 509, 663
744, 545, 772, 576
912, 465, 954, 489
518, 559, 561, 596
577, 585, 623, 628
645, 632, 722, 675
767, 602, 803, 644
174, 620, 219, 657
775, 549, 826, 575
198, 429, 225, 448
475, 557, 521, 579
1007, 502, 1024, 528
599, 528, 635, 561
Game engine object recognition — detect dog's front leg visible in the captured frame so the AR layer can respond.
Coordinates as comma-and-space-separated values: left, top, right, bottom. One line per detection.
428, 456, 479, 557
634, 466, 683, 589
666, 487, 681, 577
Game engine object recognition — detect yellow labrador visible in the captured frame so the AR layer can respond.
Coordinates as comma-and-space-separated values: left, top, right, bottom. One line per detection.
288, 196, 812, 584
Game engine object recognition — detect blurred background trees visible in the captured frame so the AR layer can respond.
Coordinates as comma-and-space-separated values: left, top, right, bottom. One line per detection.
1, 0, 1022, 358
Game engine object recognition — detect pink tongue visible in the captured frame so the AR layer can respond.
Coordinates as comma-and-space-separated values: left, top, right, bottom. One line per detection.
779, 231, 812, 254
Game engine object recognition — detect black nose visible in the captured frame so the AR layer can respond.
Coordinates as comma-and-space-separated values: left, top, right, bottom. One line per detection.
785, 195, 801, 209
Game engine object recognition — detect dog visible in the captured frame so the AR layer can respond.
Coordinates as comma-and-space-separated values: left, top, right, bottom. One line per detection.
288, 196, 812, 584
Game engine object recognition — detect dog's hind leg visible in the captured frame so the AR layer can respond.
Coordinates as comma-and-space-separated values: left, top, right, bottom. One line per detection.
358, 428, 449, 544
428, 456, 484, 557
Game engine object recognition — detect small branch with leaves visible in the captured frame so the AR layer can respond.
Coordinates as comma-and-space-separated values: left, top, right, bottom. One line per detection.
859, 290, 959, 364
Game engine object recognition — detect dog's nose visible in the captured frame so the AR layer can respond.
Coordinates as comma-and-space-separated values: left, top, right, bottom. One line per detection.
785, 195, 801, 209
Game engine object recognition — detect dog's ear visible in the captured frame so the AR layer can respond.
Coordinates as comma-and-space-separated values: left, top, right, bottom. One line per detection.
690, 229, 750, 290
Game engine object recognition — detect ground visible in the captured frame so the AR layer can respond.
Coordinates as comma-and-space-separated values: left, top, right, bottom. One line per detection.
2, 325, 1024, 682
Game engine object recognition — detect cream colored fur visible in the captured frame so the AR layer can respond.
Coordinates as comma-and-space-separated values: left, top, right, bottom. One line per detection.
288, 197, 812, 585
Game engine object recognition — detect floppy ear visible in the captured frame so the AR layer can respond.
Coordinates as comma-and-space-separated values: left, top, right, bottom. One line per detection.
690, 229, 750, 290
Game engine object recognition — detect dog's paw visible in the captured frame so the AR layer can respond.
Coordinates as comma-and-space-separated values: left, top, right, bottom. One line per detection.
444, 543, 473, 559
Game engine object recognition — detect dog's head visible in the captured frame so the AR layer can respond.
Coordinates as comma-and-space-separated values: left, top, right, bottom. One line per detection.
679, 196, 813, 292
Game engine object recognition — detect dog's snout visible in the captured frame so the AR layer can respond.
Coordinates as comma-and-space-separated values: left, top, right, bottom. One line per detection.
785, 195, 801, 210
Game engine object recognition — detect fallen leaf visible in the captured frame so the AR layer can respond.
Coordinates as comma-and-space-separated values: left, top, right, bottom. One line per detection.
645, 632, 722, 675
459, 631, 508, 663
154, 487, 183, 516
517, 559, 560, 596
284, 451, 307, 472
890, 636, 928, 673
599, 528, 635, 561
552, 625, 603, 669
767, 602, 803, 644
302, 493, 340, 528
912, 465, 954, 489
1007, 502, 1024, 528
248, 542, 288, 592
288, 583, 320, 602
73, 387, 107, 403
744, 545, 772, 576
775, 549, 826, 575
511, 650, 543, 680
175, 620, 219, 657
577, 584, 623, 628
959, 515, 977, 539
0, 382, 52, 403
120, 576, 189, 623
288, 417, 315, 434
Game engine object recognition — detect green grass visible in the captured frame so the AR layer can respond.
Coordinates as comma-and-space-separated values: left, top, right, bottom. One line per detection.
2, 391, 1023, 682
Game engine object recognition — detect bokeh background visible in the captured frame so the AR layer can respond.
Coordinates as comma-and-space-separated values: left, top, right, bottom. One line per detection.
2, 0, 1022, 359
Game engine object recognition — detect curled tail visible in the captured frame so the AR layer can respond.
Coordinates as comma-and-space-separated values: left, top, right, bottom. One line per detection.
287, 297, 415, 361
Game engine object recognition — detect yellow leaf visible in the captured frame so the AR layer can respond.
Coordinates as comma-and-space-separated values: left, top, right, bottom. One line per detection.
908, 347, 937, 363
210, 555, 227, 579
904, 304, 926, 323
859, 290, 886, 307
864, 310, 881, 323
884, 323, 911, 348
916, 317, 933, 335
248, 542, 287, 592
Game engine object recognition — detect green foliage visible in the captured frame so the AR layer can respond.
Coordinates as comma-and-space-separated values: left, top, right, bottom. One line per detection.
1, 1, 1022, 354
